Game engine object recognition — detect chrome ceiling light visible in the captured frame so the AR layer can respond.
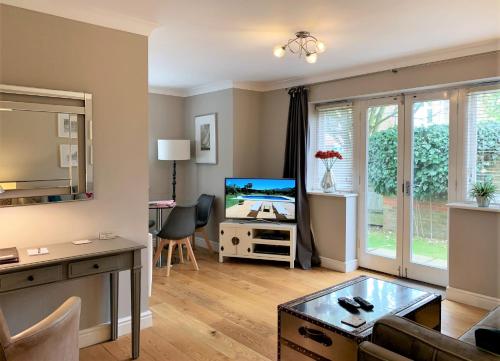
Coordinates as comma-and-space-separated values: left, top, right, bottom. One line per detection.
273, 31, 325, 64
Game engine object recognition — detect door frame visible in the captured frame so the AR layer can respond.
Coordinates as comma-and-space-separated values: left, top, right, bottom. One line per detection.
358, 96, 405, 276
401, 90, 457, 286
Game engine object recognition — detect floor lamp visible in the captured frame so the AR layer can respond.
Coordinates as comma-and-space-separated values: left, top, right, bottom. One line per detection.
158, 139, 191, 202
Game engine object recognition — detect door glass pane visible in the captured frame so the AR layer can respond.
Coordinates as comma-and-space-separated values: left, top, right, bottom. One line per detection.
411, 100, 449, 269
366, 104, 399, 258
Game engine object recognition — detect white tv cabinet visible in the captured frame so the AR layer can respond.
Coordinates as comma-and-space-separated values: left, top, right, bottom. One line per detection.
219, 220, 297, 268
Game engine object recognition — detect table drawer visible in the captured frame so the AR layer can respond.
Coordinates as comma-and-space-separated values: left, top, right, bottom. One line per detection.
69, 254, 130, 278
280, 312, 357, 361
0, 265, 63, 292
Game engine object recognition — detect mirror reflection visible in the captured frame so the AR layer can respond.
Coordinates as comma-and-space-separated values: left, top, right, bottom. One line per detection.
0, 109, 91, 206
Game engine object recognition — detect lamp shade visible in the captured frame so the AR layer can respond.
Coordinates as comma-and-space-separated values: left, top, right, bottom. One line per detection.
158, 139, 190, 161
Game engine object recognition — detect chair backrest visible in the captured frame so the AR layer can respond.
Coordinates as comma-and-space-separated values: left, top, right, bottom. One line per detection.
196, 194, 215, 227
158, 205, 196, 240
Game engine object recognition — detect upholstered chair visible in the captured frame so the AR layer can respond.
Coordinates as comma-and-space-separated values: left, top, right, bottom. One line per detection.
0, 296, 81, 361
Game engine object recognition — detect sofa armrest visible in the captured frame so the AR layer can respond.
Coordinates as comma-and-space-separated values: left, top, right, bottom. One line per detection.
372, 315, 498, 361
358, 341, 412, 361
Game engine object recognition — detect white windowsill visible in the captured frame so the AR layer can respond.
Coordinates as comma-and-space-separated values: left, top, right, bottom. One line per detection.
447, 202, 500, 213
307, 191, 358, 198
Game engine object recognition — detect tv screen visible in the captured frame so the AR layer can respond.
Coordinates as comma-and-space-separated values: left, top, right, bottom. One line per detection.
225, 178, 296, 222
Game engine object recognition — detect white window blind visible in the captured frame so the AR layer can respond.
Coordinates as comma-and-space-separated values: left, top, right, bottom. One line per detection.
309, 103, 354, 192
465, 86, 500, 202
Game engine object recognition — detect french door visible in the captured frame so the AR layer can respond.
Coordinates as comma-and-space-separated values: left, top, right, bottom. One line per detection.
359, 91, 457, 286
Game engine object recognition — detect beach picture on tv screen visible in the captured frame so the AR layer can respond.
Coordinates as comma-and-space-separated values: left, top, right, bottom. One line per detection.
225, 178, 296, 221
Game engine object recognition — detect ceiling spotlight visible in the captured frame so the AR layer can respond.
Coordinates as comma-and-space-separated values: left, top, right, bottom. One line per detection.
273, 31, 325, 63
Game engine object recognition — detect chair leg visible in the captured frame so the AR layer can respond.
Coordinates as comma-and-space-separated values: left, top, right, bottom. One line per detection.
153, 239, 164, 267
178, 242, 184, 264
201, 227, 213, 253
166, 240, 175, 277
184, 238, 199, 271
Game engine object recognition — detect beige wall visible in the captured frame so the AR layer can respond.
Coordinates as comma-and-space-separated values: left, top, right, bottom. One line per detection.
448, 208, 499, 298
0, 5, 149, 334
233, 89, 262, 177
149, 93, 185, 201
182, 89, 234, 242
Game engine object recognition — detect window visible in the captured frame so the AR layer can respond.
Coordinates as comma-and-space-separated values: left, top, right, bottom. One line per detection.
465, 86, 500, 202
309, 103, 354, 192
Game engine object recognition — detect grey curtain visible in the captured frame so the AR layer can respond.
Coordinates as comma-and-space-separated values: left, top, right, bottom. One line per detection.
283, 86, 320, 269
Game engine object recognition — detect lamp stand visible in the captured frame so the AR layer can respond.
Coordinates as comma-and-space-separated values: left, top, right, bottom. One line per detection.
172, 160, 177, 202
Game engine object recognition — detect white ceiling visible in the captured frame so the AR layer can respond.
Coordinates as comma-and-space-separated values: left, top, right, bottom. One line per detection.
3, 0, 500, 95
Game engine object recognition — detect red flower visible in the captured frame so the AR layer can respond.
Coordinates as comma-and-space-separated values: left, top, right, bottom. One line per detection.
314, 150, 343, 159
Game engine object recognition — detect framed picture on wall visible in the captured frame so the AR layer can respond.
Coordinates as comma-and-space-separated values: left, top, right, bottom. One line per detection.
57, 113, 78, 138
59, 144, 78, 168
195, 113, 217, 164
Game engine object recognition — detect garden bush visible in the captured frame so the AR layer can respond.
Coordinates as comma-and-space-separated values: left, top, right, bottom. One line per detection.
368, 122, 500, 200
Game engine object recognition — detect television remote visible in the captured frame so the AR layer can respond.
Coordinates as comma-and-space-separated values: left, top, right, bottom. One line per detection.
353, 296, 374, 311
338, 297, 360, 312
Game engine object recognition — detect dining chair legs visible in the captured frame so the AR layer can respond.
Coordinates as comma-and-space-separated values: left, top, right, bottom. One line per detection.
184, 237, 199, 271
154, 237, 199, 277
152, 239, 164, 266
165, 240, 174, 277
178, 242, 184, 263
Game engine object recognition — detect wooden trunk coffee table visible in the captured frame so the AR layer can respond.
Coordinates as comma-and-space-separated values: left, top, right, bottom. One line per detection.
278, 276, 441, 361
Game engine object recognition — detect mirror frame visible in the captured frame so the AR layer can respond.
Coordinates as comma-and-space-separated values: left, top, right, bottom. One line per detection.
0, 84, 93, 207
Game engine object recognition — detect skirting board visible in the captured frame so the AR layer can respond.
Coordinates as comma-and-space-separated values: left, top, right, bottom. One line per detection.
79, 310, 153, 349
446, 286, 500, 310
320, 256, 358, 273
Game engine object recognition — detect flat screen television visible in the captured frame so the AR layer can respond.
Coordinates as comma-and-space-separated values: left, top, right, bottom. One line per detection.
224, 178, 297, 222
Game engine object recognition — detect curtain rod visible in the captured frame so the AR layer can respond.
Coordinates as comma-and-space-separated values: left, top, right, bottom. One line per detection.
284, 50, 499, 92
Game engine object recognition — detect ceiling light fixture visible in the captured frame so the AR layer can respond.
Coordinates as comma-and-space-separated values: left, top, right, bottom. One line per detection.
273, 31, 325, 64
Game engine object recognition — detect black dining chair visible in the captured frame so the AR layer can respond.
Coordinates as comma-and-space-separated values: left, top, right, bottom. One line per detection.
153, 205, 199, 276
195, 194, 215, 252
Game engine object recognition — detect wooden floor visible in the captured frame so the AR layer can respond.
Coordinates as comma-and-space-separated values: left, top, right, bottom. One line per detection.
80, 250, 487, 361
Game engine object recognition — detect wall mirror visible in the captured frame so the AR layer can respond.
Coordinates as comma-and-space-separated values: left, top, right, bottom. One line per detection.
0, 85, 93, 207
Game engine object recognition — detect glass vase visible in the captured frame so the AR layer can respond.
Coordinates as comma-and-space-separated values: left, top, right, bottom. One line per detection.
321, 169, 336, 193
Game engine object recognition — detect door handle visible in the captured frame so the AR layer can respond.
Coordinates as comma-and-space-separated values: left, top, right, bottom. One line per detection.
405, 181, 412, 196
298, 326, 333, 346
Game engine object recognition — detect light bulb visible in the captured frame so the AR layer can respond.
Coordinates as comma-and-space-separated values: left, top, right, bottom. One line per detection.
316, 41, 326, 53
273, 45, 286, 58
306, 52, 317, 64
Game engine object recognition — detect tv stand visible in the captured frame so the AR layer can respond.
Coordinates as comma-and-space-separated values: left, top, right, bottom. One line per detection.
219, 220, 296, 268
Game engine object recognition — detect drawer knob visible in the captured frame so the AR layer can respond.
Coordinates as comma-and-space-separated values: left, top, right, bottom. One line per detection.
247, 248, 251, 253
231, 237, 240, 245
221, 246, 224, 251
93, 264, 100, 269
221, 230, 224, 235
298, 326, 332, 347
27, 275, 34, 282
247, 231, 251, 236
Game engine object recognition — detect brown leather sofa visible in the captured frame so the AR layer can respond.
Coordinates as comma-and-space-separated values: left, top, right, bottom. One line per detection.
358, 306, 499, 361
0, 297, 81, 361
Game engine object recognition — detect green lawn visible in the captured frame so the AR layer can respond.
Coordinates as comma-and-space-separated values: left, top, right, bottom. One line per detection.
367, 229, 448, 261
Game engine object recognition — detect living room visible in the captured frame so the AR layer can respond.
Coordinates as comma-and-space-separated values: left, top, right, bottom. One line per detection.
0, 1, 499, 360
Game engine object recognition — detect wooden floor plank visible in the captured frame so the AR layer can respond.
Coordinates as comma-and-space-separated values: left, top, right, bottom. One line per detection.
81, 249, 487, 360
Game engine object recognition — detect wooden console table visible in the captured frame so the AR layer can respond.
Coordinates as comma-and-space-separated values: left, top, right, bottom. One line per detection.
0, 237, 144, 359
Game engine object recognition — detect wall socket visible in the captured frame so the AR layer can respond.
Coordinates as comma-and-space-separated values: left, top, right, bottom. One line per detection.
99, 232, 117, 240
